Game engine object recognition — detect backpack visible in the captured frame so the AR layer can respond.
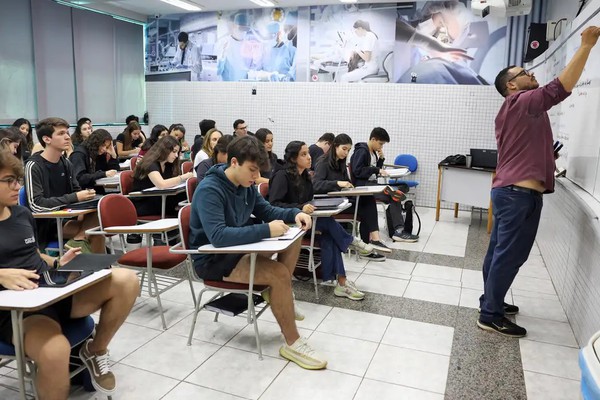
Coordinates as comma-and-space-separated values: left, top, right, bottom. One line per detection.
439, 154, 466, 166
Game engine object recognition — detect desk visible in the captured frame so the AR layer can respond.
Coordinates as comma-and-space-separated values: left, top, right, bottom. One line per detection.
32, 209, 96, 256
129, 185, 186, 219
435, 165, 495, 233
95, 172, 121, 189
327, 186, 388, 237
0, 270, 111, 400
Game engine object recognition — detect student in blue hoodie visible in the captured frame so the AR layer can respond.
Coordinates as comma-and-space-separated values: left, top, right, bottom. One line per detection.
189, 135, 327, 370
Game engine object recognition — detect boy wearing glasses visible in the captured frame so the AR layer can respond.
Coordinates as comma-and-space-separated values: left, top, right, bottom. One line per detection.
478, 26, 600, 338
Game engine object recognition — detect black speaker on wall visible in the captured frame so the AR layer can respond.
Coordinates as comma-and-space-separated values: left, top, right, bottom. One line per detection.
524, 23, 549, 63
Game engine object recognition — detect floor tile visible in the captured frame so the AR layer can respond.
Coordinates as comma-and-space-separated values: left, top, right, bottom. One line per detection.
411, 275, 462, 288
260, 301, 332, 330
413, 263, 462, 281
511, 275, 558, 295
461, 269, 484, 291
167, 310, 248, 345
109, 363, 179, 400
259, 363, 362, 400
125, 298, 194, 330
354, 379, 444, 400
512, 295, 568, 322
516, 315, 578, 348
381, 318, 454, 356
226, 320, 313, 359
512, 289, 559, 301
316, 307, 391, 342
459, 287, 481, 309
105, 322, 162, 362
162, 382, 246, 400
354, 273, 409, 298
361, 262, 413, 280
517, 265, 552, 280
422, 242, 466, 258
403, 281, 461, 306
523, 371, 581, 400
158, 280, 204, 306
306, 331, 379, 376
120, 331, 220, 380
519, 340, 580, 380
366, 344, 450, 394
185, 346, 287, 400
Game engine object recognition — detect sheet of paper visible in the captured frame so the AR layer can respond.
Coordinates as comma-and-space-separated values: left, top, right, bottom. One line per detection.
263, 227, 303, 241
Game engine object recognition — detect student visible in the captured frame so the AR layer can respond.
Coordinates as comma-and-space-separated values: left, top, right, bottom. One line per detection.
233, 119, 249, 137
189, 135, 327, 369
193, 128, 222, 169
69, 129, 119, 192
169, 123, 190, 153
350, 127, 419, 242
138, 124, 168, 157
131, 135, 192, 217
116, 121, 144, 158
0, 150, 139, 397
254, 128, 279, 180
269, 140, 374, 298
191, 119, 216, 160
196, 134, 233, 182
0, 128, 24, 159
308, 132, 335, 170
12, 118, 33, 154
313, 133, 389, 259
70, 118, 93, 148
25, 118, 105, 253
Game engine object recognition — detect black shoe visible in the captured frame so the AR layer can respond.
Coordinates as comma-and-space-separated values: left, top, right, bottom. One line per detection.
477, 317, 527, 338
360, 253, 386, 262
478, 302, 519, 315
126, 234, 142, 244
369, 240, 392, 254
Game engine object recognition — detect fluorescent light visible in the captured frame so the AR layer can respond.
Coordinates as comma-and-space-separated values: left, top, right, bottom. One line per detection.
249, 0, 275, 7
160, 0, 202, 11
339, 0, 358, 3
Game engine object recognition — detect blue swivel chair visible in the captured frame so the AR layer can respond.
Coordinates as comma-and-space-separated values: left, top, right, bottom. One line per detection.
389, 154, 420, 191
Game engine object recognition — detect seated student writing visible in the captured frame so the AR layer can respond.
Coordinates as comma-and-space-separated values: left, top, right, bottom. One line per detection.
189, 135, 328, 370
138, 124, 168, 157
196, 134, 233, 182
69, 129, 119, 194
131, 135, 192, 217
313, 133, 389, 259
25, 118, 105, 253
350, 127, 419, 243
0, 150, 139, 398
116, 121, 144, 158
268, 140, 374, 299
169, 123, 190, 153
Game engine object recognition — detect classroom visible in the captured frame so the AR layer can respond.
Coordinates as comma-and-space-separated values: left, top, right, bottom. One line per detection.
1, 0, 600, 399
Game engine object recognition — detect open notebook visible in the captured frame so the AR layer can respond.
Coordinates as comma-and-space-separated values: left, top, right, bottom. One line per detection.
263, 227, 303, 241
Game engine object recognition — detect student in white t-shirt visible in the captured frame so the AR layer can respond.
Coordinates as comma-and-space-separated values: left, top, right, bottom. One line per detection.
340, 20, 379, 82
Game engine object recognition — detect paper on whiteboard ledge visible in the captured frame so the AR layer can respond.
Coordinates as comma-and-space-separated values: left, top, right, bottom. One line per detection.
263, 227, 303, 241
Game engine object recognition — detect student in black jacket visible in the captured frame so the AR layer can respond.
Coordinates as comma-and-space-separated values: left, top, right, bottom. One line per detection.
69, 129, 119, 193
313, 134, 389, 258
269, 141, 373, 300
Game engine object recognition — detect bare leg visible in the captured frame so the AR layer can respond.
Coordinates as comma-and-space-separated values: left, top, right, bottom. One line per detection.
369, 231, 381, 241
70, 269, 139, 352
23, 316, 70, 400
276, 237, 302, 276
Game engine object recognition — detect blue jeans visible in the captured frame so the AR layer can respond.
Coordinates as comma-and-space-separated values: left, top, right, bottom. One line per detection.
479, 187, 543, 323
315, 217, 354, 281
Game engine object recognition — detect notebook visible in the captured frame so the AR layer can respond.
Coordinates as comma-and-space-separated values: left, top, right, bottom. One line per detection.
204, 293, 264, 317
60, 254, 118, 272
309, 197, 346, 210
68, 195, 102, 210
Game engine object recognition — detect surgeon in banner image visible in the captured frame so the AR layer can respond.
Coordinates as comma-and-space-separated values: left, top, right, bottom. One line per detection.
260, 22, 297, 81
217, 13, 261, 81
172, 31, 203, 81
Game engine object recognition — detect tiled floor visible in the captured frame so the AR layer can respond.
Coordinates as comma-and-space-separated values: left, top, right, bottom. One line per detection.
0, 208, 583, 399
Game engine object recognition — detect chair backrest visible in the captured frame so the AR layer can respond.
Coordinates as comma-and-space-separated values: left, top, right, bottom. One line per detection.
119, 170, 135, 195
178, 204, 191, 250
382, 51, 393, 76
181, 161, 193, 175
257, 182, 269, 198
186, 176, 198, 203
394, 154, 418, 172
98, 194, 138, 230
18, 186, 27, 206
130, 156, 139, 171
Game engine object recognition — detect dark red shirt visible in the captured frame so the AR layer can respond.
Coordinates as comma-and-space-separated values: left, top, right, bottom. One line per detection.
493, 78, 571, 193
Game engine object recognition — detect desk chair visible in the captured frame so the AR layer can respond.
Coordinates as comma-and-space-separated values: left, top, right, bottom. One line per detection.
92, 194, 190, 329
186, 176, 198, 203
129, 156, 139, 171
388, 154, 420, 193
171, 205, 270, 358
257, 182, 269, 198
0, 316, 108, 399
361, 51, 393, 83
181, 161, 193, 175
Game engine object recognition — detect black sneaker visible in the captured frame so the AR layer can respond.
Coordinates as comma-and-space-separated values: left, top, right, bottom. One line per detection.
392, 230, 419, 243
478, 302, 519, 315
360, 253, 386, 262
369, 240, 392, 254
477, 317, 527, 338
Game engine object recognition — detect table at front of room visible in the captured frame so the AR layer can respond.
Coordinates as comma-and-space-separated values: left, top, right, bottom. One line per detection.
435, 165, 496, 234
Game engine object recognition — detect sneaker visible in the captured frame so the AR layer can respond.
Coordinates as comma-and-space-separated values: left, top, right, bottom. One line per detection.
320, 279, 337, 286
369, 240, 392, 253
360, 253, 386, 262
478, 302, 519, 315
79, 339, 116, 394
334, 280, 365, 301
383, 187, 406, 202
279, 337, 327, 370
476, 317, 527, 338
348, 237, 374, 255
392, 230, 419, 242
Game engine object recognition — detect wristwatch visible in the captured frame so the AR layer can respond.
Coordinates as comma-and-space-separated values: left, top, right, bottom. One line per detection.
53, 258, 61, 269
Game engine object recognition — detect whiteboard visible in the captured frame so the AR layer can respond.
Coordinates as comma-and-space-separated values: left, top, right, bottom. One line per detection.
530, 0, 600, 199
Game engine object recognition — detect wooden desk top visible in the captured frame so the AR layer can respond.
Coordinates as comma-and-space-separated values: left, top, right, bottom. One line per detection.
33, 209, 96, 218
439, 164, 496, 173
197, 229, 304, 254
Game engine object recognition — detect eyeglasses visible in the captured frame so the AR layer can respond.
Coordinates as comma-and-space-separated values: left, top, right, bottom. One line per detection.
507, 69, 531, 82
0, 176, 24, 189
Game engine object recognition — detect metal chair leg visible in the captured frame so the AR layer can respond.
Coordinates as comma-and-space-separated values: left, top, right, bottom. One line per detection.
188, 289, 207, 345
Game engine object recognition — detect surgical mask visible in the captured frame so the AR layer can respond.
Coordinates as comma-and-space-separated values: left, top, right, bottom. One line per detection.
417, 18, 438, 36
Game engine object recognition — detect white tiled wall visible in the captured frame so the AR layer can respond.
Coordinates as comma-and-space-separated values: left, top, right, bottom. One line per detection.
146, 82, 502, 208
537, 178, 600, 346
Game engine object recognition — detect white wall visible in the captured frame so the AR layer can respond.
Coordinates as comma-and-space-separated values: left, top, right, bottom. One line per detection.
146, 81, 501, 209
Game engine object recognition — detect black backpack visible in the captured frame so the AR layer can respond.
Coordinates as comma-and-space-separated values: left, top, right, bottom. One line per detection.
439, 154, 466, 166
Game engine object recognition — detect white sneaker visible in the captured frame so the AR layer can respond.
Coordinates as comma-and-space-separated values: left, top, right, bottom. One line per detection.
334, 280, 365, 301
348, 237, 374, 255
320, 279, 337, 286
279, 337, 327, 370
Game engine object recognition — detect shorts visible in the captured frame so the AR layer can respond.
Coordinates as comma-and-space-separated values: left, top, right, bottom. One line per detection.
193, 253, 244, 281
0, 296, 74, 344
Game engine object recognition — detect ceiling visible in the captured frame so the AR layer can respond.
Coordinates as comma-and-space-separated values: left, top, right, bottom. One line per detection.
61, 0, 410, 21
